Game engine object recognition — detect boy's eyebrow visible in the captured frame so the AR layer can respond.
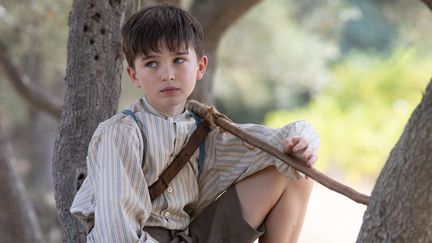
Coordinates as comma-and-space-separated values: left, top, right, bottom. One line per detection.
175, 50, 189, 55
141, 55, 156, 61
141, 50, 189, 60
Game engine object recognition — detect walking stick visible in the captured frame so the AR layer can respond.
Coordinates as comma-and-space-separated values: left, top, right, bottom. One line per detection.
188, 100, 370, 205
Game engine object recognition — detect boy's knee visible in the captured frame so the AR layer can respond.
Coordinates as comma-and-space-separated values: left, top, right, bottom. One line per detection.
263, 166, 289, 183
265, 166, 313, 195
256, 166, 313, 199
283, 177, 314, 206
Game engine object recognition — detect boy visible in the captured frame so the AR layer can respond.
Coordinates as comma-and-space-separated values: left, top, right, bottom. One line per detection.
71, 4, 319, 243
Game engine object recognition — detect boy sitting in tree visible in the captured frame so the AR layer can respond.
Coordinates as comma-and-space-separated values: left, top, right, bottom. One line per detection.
71, 4, 319, 243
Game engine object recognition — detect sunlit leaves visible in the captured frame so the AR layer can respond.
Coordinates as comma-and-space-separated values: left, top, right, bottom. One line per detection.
265, 49, 431, 181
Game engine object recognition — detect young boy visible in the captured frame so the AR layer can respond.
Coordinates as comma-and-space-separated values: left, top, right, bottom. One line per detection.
71, 4, 319, 243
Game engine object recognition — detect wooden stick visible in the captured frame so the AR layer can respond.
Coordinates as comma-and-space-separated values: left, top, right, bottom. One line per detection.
188, 100, 370, 205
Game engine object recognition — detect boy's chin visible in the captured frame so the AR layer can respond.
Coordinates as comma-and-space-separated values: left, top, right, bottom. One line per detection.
160, 99, 188, 112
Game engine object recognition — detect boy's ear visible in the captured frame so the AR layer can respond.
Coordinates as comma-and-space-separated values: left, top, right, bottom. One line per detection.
127, 66, 141, 88
196, 55, 208, 81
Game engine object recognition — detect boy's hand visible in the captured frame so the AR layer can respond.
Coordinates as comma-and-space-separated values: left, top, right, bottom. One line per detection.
283, 136, 317, 167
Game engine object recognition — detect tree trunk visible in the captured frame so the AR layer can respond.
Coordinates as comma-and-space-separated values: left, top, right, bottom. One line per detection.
0, 113, 45, 243
189, 0, 263, 104
52, 0, 126, 242
421, 0, 432, 11
357, 80, 432, 242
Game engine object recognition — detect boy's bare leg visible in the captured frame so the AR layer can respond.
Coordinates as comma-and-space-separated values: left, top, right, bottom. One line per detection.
235, 166, 313, 243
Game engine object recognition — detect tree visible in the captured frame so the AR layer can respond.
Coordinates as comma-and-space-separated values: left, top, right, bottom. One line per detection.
421, 0, 432, 10
356, 80, 432, 242
355, 1, 432, 241
0, 3, 66, 240
189, 0, 263, 104
0, 112, 45, 243
0, 39, 62, 118
52, 0, 126, 241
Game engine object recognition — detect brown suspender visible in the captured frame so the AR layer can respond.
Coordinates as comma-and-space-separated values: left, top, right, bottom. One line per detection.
148, 120, 211, 201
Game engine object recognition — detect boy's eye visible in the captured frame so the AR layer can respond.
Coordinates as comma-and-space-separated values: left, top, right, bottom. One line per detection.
145, 61, 157, 68
174, 58, 185, 64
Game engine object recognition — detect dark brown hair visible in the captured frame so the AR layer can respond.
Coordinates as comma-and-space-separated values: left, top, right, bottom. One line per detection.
121, 4, 204, 68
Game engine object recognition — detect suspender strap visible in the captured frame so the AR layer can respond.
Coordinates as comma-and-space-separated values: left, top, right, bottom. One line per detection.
122, 110, 146, 168
122, 109, 210, 201
122, 109, 138, 123
148, 119, 211, 201
190, 112, 206, 174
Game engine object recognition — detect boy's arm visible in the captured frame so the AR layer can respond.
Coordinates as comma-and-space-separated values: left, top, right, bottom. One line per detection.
86, 120, 158, 243
197, 120, 319, 210
222, 120, 319, 177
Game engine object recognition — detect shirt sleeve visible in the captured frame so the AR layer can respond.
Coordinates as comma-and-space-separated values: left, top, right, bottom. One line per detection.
196, 120, 319, 212
86, 118, 158, 243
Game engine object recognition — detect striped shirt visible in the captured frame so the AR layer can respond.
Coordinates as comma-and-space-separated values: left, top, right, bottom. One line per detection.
70, 97, 319, 242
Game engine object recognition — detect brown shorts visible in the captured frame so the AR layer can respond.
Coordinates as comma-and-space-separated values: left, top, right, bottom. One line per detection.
144, 187, 264, 243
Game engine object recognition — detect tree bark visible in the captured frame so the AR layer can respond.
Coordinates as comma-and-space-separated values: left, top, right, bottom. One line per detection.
357, 80, 432, 242
189, 0, 263, 104
52, 0, 126, 242
0, 113, 45, 243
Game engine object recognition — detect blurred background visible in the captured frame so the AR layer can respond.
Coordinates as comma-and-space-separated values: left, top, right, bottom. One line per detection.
0, 0, 431, 242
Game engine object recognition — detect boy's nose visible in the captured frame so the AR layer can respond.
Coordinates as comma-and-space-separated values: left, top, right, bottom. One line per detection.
160, 65, 175, 82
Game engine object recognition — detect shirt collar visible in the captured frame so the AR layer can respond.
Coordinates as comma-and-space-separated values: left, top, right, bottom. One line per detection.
135, 96, 191, 120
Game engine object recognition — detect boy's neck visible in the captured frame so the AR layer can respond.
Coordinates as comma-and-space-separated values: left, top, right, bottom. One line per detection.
143, 96, 186, 118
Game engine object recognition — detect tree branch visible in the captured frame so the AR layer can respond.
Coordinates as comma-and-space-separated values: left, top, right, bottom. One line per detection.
0, 38, 62, 119
190, 0, 263, 49
188, 100, 370, 205
0, 3, 34, 34
421, 0, 432, 11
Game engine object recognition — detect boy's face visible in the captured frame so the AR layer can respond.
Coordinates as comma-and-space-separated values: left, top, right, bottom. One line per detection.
127, 44, 207, 116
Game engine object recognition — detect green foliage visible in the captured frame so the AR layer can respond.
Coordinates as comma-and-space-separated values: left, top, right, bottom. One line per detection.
265, 48, 431, 181
213, 0, 432, 125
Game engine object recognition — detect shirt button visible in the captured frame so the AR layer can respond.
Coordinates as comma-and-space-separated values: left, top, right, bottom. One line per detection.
179, 129, 185, 134
167, 187, 173, 193
164, 211, 170, 217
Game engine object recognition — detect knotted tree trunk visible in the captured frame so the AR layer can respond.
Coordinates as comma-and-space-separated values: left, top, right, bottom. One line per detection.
52, 0, 126, 242
355, 2, 432, 241
357, 80, 432, 242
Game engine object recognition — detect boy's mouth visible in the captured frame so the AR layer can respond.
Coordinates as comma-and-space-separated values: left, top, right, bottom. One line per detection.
160, 86, 180, 93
